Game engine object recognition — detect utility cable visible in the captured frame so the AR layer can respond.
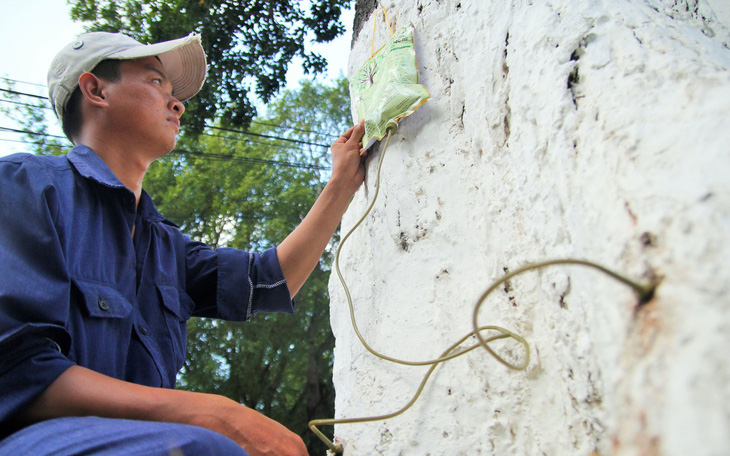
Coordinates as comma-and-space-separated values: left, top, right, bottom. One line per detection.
308, 127, 660, 455
0, 112, 316, 153
199, 131, 314, 153
0, 126, 331, 171
0, 87, 334, 147
0, 99, 47, 110
1, 77, 340, 138
171, 148, 331, 171
0, 126, 67, 140
0, 77, 47, 88
0, 88, 47, 100
250, 119, 339, 138
209, 125, 329, 148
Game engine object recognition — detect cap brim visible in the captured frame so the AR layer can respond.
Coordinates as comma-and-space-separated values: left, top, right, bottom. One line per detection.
109, 33, 207, 102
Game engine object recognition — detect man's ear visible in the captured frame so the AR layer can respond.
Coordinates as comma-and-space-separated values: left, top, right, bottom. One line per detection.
77, 72, 109, 109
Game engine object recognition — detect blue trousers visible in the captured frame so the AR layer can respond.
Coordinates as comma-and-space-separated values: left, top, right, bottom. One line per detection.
0, 416, 249, 455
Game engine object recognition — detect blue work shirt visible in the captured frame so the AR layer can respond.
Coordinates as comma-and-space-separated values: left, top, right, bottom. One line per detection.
0, 145, 294, 432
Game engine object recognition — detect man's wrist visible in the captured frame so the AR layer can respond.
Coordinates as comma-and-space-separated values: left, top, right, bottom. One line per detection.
324, 174, 360, 202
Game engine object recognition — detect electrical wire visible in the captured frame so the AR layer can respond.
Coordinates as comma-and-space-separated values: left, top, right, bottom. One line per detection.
0, 126, 67, 140
171, 148, 330, 171
308, 128, 660, 455
250, 119, 339, 138
209, 125, 329, 148
1, 77, 341, 138
0, 88, 47, 100
0, 77, 47, 88
0, 138, 57, 146
0, 126, 331, 171
0, 112, 318, 154
198, 131, 314, 153
0, 99, 47, 109
0, 85, 335, 147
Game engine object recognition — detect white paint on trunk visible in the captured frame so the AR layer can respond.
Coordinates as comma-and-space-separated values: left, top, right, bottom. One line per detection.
329, 1, 730, 454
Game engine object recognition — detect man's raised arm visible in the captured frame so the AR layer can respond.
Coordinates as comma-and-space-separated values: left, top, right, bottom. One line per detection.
276, 121, 366, 298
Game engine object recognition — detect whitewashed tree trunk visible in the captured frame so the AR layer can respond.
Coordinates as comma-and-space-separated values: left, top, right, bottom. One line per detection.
329, 1, 730, 454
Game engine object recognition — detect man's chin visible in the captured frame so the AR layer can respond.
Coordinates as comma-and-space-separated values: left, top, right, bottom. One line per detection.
155, 139, 177, 160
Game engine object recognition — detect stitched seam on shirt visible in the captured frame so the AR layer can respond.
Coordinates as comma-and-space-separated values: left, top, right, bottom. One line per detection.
45, 338, 62, 353
32, 159, 64, 226
254, 279, 286, 289
246, 254, 254, 321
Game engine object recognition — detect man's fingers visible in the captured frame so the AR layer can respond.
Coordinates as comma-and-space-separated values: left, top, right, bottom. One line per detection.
351, 120, 365, 144
335, 120, 365, 144
335, 125, 356, 143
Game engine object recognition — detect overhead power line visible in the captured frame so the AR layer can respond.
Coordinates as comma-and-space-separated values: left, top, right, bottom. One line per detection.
0, 138, 55, 146
0, 77, 47, 88
208, 125, 329, 148
0, 126, 66, 140
0, 126, 331, 171
0, 99, 317, 153
250, 120, 338, 138
0, 87, 332, 149
0, 88, 48, 100
171, 149, 331, 171
199, 131, 310, 153
1, 78, 341, 139
0, 99, 46, 109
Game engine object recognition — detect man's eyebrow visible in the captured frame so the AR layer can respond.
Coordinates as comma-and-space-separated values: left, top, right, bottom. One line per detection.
143, 63, 170, 82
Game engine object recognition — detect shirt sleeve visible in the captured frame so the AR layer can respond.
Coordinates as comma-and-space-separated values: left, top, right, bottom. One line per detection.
0, 157, 75, 427
185, 240, 294, 321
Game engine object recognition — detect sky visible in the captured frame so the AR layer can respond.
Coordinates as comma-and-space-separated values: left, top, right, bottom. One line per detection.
0, 0, 354, 156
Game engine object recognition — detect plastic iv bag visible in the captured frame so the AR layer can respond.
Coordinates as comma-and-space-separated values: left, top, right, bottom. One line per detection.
350, 24, 430, 150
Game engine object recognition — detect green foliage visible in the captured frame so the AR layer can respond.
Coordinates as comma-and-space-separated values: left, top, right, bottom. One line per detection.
0, 80, 69, 156
67, 0, 353, 132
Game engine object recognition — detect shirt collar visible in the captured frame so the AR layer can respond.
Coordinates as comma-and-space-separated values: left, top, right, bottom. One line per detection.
67, 144, 171, 225
138, 189, 170, 224
66, 144, 127, 189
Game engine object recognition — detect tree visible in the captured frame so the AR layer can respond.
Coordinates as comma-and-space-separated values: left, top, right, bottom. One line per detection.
67, 0, 353, 132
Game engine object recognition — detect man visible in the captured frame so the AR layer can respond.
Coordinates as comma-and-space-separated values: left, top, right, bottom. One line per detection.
0, 31, 366, 456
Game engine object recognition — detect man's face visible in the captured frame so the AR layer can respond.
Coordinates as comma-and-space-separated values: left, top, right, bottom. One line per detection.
104, 56, 185, 157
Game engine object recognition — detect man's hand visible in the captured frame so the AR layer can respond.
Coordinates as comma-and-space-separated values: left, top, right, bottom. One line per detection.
330, 120, 367, 197
179, 394, 308, 456
16, 365, 308, 456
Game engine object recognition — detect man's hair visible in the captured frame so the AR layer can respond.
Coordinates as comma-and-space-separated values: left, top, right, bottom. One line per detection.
62, 59, 123, 143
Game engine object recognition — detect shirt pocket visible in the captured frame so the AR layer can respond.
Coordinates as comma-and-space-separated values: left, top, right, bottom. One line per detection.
156, 284, 190, 371
156, 284, 196, 321
72, 277, 133, 319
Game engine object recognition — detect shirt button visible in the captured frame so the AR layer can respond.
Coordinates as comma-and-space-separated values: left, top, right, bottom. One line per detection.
139, 326, 148, 336
98, 299, 110, 311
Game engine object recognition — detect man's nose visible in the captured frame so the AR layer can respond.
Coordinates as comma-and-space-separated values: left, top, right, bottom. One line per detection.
169, 97, 185, 117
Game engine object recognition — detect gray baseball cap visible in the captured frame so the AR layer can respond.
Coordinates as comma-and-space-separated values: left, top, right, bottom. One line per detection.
48, 31, 207, 121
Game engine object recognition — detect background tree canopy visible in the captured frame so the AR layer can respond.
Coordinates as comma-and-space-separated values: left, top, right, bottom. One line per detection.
68, 0, 353, 131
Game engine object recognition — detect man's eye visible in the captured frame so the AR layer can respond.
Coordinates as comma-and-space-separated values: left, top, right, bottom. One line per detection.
153, 78, 162, 85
